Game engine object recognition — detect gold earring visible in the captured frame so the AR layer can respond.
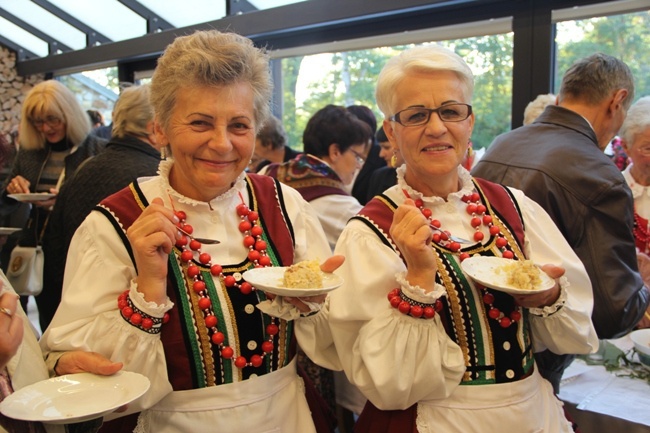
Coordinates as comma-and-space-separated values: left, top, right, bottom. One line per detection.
390, 154, 398, 168
160, 146, 168, 160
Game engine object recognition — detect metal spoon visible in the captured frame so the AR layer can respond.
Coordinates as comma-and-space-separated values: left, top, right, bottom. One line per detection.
429, 225, 472, 244
178, 226, 221, 245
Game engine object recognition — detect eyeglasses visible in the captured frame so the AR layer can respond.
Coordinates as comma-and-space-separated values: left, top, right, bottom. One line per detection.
389, 103, 472, 127
30, 115, 63, 128
349, 148, 366, 166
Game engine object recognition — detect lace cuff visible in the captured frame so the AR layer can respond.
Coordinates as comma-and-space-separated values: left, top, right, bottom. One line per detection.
396, 271, 447, 303
129, 279, 174, 317
528, 276, 567, 317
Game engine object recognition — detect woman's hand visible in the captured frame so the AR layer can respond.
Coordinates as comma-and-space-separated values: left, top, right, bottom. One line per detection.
55, 351, 123, 376
390, 198, 437, 292
282, 255, 345, 313
0, 290, 23, 371
512, 264, 563, 308
5, 175, 30, 195
126, 197, 178, 304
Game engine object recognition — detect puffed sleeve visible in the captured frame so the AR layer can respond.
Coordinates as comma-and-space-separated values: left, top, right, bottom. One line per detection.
301, 219, 465, 411
511, 188, 599, 355
39, 211, 173, 417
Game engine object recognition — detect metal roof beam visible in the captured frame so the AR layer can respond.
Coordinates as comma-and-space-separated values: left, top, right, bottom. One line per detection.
0, 34, 38, 62
117, 0, 175, 33
30, 0, 112, 47
0, 6, 72, 54
227, 0, 258, 15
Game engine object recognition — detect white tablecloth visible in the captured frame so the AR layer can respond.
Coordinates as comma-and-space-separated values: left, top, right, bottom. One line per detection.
559, 336, 650, 433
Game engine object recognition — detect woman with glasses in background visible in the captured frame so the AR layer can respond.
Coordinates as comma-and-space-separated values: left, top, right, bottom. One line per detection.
0, 80, 106, 316
299, 45, 598, 432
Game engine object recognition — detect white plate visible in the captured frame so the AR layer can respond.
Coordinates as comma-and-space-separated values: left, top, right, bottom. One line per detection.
0, 371, 150, 424
8, 193, 56, 202
242, 266, 343, 297
460, 256, 554, 295
630, 329, 650, 357
0, 227, 21, 236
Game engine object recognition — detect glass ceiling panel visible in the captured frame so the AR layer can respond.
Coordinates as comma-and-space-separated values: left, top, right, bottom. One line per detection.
0, 0, 86, 50
138, 0, 226, 27
248, 0, 310, 10
0, 16, 48, 57
49, 0, 146, 42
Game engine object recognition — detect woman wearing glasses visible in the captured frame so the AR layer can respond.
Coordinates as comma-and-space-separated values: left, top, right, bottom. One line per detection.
1, 80, 106, 314
298, 45, 598, 432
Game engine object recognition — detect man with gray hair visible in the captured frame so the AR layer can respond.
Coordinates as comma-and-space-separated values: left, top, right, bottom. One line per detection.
472, 53, 650, 392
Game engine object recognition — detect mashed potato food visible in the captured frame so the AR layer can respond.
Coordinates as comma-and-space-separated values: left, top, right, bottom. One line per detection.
497, 260, 541, 291
283, 260, 323, 289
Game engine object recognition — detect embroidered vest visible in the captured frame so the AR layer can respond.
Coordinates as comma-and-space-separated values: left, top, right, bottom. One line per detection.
353, 178, 533, 385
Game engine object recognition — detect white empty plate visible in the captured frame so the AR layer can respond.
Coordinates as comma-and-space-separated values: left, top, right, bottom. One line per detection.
460, 256, 554, 295
0, 371, 150, 424
8, 193, 56, 202
0, 227, 21, 236
242, 267, 343, 297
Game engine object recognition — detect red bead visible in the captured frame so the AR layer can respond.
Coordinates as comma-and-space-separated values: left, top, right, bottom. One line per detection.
499, 317, 512, 328
488, 308, 501, 319
199, 252, 211, 264
398, 301, 411, 315
410, 305, 423, 318
243, 235, 255, 248
122, 306, 134, 318
224, 275, 236, 287
180, 250, 194, 262
239, 221, 252, 232
189, 240, 202, 251
212, 331, 225, 345
466, 203, 478, 215
459, 252, 470, 261
142, 318, 154, 329
440, 231, 449, 241
247, 211, 259, 222
198, 297, 212, 310
236, 204, 250, 216
434, 299, 443, 312
211, 264, 223, 276
461, 194, 471, 203
423, 306, 436, 318
430, 219, 441, 228
205, 315, 218, 328
489, 225, 500, 236
181, 224, 193, 234
262, 341, 274, 353
476, 204, 486, 214
240, 281, 253, 295
387, 288, 400, 301
117, 299, 128, 310
432, 233, 441, 244
470, 217, 482, 228
482, 215, 493, 225
192, 280, 206, 293
255, 240, 267, 251
175, 210, 187, 221
390, 296, 402, 308
129, 313, 142, 325
421, 208, 432, 218
251, 226, 263, 237
221, 346, 234, 359
482, 292, 495, 304
187, 265, 200, 278
473, 232, 484, 241
495, 237, 507, 248
510, 310, 522, 321
235, 356, 247, 368
449, 242, 461, 252
266, 323, 279, 335
248, 250, 261, 262
162, 313, 170, 324
470, 192, 480, 202
259, 256, 271, 266
251, 354, 263, 367
175, 236, 188, 248
502, 250, 514, 259
414, 198, 424, 208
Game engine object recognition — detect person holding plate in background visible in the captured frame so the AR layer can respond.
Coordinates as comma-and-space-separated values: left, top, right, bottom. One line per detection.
297, 45, 598, 432
40, 30, 340, 433
0, 80, 106, 315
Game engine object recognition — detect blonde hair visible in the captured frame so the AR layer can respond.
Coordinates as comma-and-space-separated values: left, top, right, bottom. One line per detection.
19, 80, 91, 150
376, 44, 474, 118
111, 84, 154, 139
523, 93, 556, 125
150, 30, 272, 132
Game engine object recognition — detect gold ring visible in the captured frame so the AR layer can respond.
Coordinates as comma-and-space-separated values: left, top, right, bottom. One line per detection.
0, 307, 13, 317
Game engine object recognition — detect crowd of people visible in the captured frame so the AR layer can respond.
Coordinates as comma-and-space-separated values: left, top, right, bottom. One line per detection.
0, 28, 648, 433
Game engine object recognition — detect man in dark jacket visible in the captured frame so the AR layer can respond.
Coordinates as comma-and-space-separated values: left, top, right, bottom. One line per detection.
472, 53, 650, 392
